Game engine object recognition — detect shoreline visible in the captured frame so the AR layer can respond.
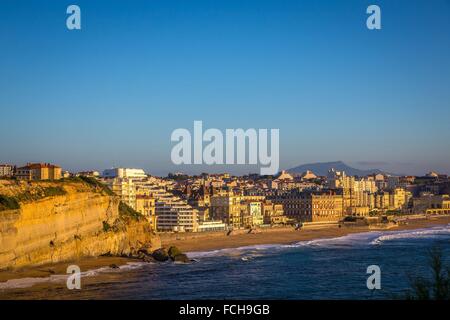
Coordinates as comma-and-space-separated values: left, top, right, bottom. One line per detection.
162, 215, 450, 253
1, 215, 450, 288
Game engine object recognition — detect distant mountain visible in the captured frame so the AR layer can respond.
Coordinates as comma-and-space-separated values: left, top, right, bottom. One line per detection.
287, 161, 389, 177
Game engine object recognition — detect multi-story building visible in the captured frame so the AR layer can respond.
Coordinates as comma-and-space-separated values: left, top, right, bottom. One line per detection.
413, 194, 450, 215
15, 163, 62, 180
272, 190, 344, 222
262, 200, 287, 225
241, 201, 263, 227
197, 220, 227, 232
309, 192, 344, 222
327, 169, 381, 213
389, 187, 411, 210
155, 192, 198, 232
135, 188, 157, 231
107, 178, 137, 209
210, 192, 243, 227
102, 168, 147, 179
374, 191, 390, 210
0, 164, 15, 177
77, 171, 100, 177
210, 192, 266, 228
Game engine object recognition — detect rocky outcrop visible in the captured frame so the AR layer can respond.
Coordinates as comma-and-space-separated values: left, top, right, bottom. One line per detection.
0, 180, 160, 270
168, 246, 183, 258
167, 246, 190, 263
152, 248, 169, 262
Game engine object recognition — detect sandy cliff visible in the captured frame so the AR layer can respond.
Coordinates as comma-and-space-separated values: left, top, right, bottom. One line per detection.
0, 179, 159, 270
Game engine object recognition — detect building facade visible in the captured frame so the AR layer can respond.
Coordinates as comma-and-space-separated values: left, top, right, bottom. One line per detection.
0, 164, 15, 177
15, 163, 62, 180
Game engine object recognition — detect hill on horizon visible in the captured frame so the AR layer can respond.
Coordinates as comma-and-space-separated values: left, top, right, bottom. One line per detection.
287, 161, 391, 177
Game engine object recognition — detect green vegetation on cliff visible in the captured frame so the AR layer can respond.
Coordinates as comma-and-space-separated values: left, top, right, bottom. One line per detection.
15, 186, 67, 202
58, 176, 115, 196
0, 195, 20, 211
77, 176, 115, 196
0, 186, 67, 211
119, 201, 143, 221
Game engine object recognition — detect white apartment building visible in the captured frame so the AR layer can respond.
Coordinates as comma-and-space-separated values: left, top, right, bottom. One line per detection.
105, 175, 199, 232
102, 168, 147, 179
155, 192, 198, 232
106, 178, 137, 209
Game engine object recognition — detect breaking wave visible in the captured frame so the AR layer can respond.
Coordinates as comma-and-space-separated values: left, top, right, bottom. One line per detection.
187, 224, 450, 258
370, 225, 450, 245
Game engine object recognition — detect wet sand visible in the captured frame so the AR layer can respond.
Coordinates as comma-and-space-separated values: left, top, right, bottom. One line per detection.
0, 256, 135, 285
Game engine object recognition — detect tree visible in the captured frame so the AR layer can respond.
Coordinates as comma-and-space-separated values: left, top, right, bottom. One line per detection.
405, 247, 450, 300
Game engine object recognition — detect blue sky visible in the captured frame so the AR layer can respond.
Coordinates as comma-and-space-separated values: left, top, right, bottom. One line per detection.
1, 0, 449, 176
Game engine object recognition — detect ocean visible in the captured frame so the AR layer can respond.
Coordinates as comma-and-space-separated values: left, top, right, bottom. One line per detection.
2, 224, 450, 299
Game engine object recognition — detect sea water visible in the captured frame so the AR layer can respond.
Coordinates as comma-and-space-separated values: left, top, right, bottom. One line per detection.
1, 224, 450, 299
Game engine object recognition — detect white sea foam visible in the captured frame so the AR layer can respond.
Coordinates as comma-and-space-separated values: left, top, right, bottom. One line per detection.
370, 225, 450, 245
187, 243, 283, 258
187, 224, 450, 258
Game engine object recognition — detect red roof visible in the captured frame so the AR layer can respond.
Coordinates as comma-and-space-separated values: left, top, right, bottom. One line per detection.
18, 163, 61, 170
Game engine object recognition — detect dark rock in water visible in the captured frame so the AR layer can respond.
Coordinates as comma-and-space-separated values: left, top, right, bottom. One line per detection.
138, 248, 149, 255
109, 264, 119, 269
152, 248, 169, 262
142, 255, 156, 263
172, 253, 190, 263
136, 251, 147, 260
168, 246, 183, 259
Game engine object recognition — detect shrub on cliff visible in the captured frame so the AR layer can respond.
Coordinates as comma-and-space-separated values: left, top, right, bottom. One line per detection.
119, 201, 143, 221
42, 186, 67, 197
102, 221, 112, 232
78, 176, 115, 196
15, 186, 66, 202
0, 195, 20, 211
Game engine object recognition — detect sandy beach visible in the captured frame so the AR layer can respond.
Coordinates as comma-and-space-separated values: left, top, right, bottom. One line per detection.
1, 215, 450, 287
161, 215, 450, 253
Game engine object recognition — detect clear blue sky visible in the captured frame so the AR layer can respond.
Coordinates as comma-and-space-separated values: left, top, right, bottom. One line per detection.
1, 0, 449, 176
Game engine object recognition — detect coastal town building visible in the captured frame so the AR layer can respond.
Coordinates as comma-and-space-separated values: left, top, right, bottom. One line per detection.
15, 163, 62, 180
197, 220, 227, 232
300, 170, 317, 180
210, 192, 244, 228
210, 192, 267, 228
135, 189, 157, 231
107, 178, 137, 209
76, 170, 100, 177
0, 164, 15, 177
241, 201, 264, 227
155, 191, 198, 232
271, 190, 344, 222
102, 168, 147, 179
413, 194, 450, 215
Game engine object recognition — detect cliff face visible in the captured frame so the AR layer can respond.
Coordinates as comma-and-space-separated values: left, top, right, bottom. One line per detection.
0, 180, 159, 270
